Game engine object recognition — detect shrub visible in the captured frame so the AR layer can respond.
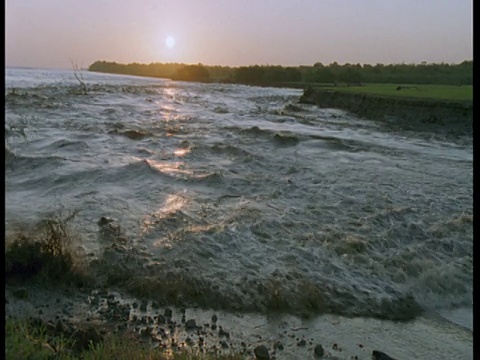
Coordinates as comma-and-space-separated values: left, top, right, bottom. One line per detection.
5, 212, 92, 286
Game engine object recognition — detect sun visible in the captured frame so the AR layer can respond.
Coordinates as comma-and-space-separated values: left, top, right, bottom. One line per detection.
166, 36, 176, 48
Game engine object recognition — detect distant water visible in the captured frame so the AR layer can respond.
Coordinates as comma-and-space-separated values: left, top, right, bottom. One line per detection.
5, 67, 473, 325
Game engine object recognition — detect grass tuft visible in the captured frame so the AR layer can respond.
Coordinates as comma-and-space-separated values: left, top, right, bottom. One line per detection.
6, 318, 245, 360
5, 211, 93, 286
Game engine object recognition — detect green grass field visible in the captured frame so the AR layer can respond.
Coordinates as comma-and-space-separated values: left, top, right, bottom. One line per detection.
311, 83, 473, 102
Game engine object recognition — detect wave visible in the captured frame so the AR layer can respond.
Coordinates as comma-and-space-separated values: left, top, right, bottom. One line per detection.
6, 69, 472, 324
109, 129, 154, 140
90, 220, 424, 320
5, 147, 66, 172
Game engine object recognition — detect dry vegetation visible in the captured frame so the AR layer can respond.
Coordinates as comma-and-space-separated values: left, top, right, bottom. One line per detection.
5, 214, 245, 359
5, 318, 244, 360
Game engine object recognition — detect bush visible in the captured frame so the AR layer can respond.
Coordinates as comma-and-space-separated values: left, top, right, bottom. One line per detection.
5, 212, 91, 286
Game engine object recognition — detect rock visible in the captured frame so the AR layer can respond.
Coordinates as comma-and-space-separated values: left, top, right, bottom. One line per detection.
97, 217, 130, 246
211, 314, 218, 323
139, 302, 147, 312
97, 216, 115, 227
164, 308, 173, 318
372, 350, 397, 360
185, 319, 197, 330
13, 287, 29, 299
218, 327, 230, 338
274, 341, 284, 351
297, 339, 306, 347
220, 340, 229, 349
314, 344, 325, 357
157, 315, 166, 324
254, 345, 270, 360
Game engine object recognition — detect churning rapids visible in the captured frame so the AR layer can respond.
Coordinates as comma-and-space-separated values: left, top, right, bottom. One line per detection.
5, 68, 472, 325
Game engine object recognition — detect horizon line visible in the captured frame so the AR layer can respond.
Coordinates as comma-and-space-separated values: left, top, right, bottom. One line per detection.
6, 58, 474, 72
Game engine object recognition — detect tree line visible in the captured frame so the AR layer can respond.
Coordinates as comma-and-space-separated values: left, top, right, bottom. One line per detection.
89, 60, 472, 86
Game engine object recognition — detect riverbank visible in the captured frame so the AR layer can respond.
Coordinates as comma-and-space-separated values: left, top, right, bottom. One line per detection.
6, 281, 473, 360
299, 88, 473, 137
5, 220, 472, 360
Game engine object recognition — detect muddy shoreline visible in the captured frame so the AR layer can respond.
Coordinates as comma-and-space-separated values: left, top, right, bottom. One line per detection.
299, 88, 472, 137
6, 281, 473, 360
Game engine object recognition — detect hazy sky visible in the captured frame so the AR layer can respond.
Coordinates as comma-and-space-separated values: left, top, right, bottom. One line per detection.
6, 0, 473, 69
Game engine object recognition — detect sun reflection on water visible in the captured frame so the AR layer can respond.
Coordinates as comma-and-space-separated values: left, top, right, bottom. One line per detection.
145, 159, 192, 177
173, 148, 190, 157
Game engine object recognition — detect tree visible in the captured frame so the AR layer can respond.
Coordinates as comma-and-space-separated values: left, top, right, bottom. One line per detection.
71, 60, 88, 95
172, 64, 210, 82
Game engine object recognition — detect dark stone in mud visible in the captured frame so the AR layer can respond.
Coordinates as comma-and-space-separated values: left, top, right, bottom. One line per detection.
314, 344, 325, 357
211, 324, 217, 330
13, 287, 29, 299
297, 339, 306, 347
274, 342, 284, 351
185, 319, 197, 330
218, 326, 230, 338
211, 314, 218, 323
140, 302, 148, 312
254, 345, 270, 360
151, 301, 160, 309
372, 350, 396, 360
97, 216, 115, 227
164, 308, 173, 318
220, 340, 229, 349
